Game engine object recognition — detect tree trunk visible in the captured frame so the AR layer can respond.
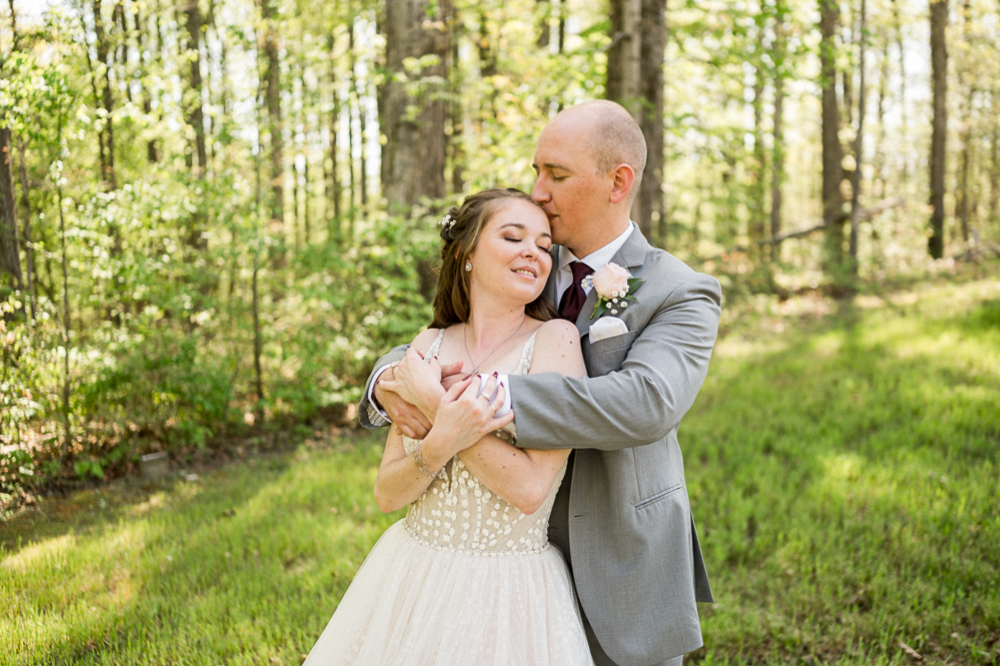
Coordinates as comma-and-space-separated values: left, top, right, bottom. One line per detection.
557, 0, 567, 54
849, 0, 868, 273
606, 0, 642, 113
874, 31, 889, 198
185, 0, 208, 175
449, 22, 465, 195
928, 0, 948, 259
892, 0, 908, 184
328, 32, 342, 239
133, 1, 158, 162
990, 103, 999, 226
17, 139, 34, 317
607, 0, 660, 238
79, 6, 109, 184
636, 0, 664, 242
379, 0, 450, 210
349, 21, 367, 209
955, 0, 973, 244
749, 15, 767, 256
92, 0, 117, 190
820, 0, 845, 272
260, 0, 284, 266
770, 1, 788, 262
0, 128, 23, 290
536, 0, 551, 48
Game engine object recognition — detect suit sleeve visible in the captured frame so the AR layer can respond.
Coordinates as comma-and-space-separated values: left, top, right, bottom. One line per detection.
509, 273, 721, 451
357, 345, 408, 429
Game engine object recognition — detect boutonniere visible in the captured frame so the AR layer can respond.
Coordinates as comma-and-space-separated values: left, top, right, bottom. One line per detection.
582, 262, 644, 319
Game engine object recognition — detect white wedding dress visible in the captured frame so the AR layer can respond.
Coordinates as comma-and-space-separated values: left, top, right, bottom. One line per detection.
303, 330, 594, 665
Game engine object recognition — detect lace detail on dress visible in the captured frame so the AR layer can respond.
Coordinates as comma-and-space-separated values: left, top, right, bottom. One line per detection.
402, 328, 554, 556
425, 328, 446, 358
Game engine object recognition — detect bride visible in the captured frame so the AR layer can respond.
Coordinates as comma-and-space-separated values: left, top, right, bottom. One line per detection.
302, 188, 594, 665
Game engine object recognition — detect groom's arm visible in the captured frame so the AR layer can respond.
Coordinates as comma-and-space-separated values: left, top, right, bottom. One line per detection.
358, 345, 408, 429
509, 273, 721, 451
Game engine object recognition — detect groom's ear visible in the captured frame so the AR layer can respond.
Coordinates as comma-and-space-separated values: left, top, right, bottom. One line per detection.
608, 164, 635, 204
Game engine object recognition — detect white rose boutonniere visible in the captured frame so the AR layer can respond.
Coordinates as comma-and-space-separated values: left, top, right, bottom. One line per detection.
582, 262, 644, 319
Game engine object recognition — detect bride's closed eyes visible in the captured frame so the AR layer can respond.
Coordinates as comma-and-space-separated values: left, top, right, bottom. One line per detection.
504, 235, 552, 255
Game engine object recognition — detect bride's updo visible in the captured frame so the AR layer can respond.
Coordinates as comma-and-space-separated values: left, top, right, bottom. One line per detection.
431, 188, 558, 328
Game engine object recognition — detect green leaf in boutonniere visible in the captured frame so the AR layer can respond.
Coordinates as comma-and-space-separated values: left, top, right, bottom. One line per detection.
591, 277, 644, 319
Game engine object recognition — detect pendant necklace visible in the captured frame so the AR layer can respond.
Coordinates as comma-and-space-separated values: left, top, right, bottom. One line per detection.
463, 315, 526, 375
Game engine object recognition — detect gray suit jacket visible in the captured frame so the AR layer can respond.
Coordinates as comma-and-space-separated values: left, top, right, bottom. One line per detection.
359, 225, 720, 666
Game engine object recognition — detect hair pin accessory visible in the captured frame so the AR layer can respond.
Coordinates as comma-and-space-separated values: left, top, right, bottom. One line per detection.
440, 213, 456, 230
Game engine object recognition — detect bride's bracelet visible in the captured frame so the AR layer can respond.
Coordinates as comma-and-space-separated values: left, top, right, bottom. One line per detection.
411, 443, 440, 479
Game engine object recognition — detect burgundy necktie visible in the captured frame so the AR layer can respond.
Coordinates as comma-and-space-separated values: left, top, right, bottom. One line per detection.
558, 262, 594, 322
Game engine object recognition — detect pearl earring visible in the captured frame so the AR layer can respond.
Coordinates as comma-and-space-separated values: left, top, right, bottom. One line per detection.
465, 261, 472, 272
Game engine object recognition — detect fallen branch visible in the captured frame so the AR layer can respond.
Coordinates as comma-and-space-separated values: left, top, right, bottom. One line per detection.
724, 197, 907, 254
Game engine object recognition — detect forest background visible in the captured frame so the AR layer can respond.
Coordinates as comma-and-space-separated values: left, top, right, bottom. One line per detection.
0, 0, 998, 512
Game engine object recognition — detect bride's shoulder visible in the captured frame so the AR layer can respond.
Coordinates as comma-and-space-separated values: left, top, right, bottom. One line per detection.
410, 327, 444, 355
535, 317, 576, 337
527, 318, 585, 376
532, 318, 580, 352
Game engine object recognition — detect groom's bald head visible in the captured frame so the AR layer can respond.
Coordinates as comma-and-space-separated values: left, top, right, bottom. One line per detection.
554, 100, 647, 200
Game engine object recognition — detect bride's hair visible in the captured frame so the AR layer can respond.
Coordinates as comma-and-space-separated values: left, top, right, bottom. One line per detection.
431, 188, 558, 328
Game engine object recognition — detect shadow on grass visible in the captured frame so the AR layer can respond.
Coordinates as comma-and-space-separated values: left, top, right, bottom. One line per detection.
685, 288, 1000, 664
1, 430, 405, 665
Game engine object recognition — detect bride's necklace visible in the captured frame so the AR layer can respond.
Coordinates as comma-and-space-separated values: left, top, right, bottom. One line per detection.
463, 315, 526, 375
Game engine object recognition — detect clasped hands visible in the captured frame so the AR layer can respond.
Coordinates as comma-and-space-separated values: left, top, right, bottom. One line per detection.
376, 347, 513, 446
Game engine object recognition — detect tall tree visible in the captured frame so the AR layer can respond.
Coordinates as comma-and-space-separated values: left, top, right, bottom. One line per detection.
749, 7, 768, 256
990, 97, 999, 226
327, 31, 342, 237
848, 0, 868, 272
954, 0, 973, 244
820, 0, 845, 272
606, 0, 665, 240
91, 0, 117, 190
133, 0, 158, 162
0, 128, 23, 291
637, 0, 665, 244
928, 0, 948, 259
349, 19, 367, 209
184, 0, 208, 175
770, 0, 789, 261
379, 0, 449, 209
260, 0, 284, 265
536, 0, 551, 47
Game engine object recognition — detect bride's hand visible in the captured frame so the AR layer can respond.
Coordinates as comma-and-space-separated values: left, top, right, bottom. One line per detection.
433, 374, 515, 454
380, 346, 442, 406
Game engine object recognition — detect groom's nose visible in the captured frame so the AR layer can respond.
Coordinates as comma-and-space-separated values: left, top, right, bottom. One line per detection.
530, 177, 550, 205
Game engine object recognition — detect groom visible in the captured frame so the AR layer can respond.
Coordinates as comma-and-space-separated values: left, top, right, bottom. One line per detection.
361, 100, 720, 666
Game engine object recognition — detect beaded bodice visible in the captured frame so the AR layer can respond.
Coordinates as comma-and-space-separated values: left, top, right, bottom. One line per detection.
402, 328, 564, 556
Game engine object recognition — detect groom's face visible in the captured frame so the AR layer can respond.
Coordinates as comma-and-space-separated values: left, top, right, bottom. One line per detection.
530, 115, 611, 253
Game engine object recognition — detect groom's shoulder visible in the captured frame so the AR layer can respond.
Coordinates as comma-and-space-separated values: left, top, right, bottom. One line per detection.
641, 247, 720, 298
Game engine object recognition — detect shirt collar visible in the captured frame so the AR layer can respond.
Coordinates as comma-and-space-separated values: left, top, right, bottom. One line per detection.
558, 223, 635, 274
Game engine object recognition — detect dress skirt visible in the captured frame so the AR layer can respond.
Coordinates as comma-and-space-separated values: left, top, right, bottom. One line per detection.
302, 520, 595, 665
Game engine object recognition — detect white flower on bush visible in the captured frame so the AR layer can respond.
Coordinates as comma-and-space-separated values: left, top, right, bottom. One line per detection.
582, 262, 644, 319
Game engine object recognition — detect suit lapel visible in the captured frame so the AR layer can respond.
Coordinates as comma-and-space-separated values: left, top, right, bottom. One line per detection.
543, 248, 560, 306
574, 224, 650, 337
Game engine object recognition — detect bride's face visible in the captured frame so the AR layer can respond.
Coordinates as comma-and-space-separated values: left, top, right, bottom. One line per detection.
468, 200, 553, 306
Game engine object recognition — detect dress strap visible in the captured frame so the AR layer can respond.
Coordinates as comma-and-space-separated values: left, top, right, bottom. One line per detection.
513, 331, 539, 376
424, 328, 446, 361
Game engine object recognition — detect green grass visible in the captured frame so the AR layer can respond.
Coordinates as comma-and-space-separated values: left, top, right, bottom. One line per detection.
0, 438, 403, 665
2, 272, 998, 665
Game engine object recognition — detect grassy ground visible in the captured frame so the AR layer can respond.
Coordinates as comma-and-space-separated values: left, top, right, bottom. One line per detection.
2, 269, 998, 665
